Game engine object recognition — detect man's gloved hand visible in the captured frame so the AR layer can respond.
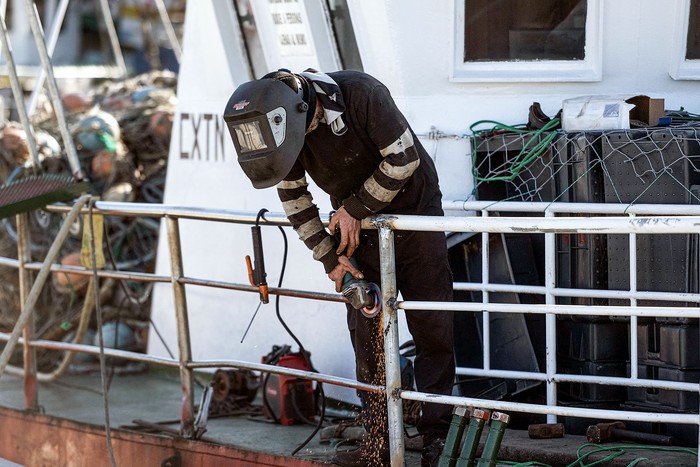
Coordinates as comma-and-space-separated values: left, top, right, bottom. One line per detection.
328, 255, 363, 292
329, 206, 361, 257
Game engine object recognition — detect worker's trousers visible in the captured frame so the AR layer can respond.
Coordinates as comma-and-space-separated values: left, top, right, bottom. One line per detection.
347, 228, 455, 444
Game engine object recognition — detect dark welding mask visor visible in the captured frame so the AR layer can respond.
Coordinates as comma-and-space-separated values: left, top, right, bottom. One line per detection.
224, 79, 308, 189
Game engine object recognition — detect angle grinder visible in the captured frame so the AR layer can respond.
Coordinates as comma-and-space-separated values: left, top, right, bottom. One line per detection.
341, 257, 381, 318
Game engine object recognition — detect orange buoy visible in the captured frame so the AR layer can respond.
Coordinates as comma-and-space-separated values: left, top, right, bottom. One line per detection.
53, 251, 89, 293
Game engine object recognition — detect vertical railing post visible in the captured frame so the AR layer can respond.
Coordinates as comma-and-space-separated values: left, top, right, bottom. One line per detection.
378, 225, 404, 467
544, 210, 557, 423
165, 216, 195, 438
696, 227, 700, 467
481, 210, 491, 371
17, 213, 38, 410
629, 214, 639, 380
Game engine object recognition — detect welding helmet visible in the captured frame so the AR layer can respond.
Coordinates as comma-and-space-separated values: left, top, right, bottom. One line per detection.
223, 76, 310, 189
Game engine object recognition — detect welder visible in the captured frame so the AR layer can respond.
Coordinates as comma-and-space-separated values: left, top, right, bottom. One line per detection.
224, 68, 455, 467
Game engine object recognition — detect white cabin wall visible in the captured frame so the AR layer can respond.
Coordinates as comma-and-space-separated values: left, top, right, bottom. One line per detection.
347, 0, 700, 203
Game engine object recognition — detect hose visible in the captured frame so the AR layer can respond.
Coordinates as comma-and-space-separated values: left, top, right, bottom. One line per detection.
469, 118, 561, 183
254, 210, 328, 456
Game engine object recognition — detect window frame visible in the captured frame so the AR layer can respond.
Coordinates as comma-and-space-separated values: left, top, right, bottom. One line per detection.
450, 0, 603, 82
670, 0, 700, 80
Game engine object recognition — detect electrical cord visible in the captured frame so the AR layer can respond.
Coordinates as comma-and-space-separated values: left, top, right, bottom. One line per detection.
254, 210, 328, 456
88, 199, 117, 467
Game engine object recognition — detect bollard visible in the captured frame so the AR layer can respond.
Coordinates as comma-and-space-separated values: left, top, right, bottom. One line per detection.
455, 408, 490, 467
476, 411, 510, 467
438, 406, 470, 467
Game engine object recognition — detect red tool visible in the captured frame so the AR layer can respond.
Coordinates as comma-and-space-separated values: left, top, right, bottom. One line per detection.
261, 346, 315, 425
245, 223, 269, 304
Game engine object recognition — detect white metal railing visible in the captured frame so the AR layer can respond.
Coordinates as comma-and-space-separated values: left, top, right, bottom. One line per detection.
0, 200, 699, 467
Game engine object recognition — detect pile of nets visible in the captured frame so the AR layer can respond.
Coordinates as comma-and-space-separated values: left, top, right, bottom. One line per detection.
0, 71, 177, 371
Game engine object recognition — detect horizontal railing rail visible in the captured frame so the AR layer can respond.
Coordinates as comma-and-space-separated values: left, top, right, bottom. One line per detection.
1, 200, 699, 466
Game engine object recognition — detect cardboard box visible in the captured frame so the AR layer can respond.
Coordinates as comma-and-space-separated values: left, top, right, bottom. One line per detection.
626, 95, 665, 126
562, 96, 634, 131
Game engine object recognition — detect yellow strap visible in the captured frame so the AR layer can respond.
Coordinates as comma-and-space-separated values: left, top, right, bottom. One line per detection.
81, 211, 105, 270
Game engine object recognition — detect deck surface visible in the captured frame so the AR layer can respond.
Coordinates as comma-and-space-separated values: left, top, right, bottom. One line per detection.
0, 366, 697, 466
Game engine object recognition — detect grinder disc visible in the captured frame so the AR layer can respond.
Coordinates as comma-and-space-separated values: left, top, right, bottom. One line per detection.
361, 282, 382, 318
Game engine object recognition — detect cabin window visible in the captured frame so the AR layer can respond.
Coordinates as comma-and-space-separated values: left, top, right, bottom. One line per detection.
464, 0, 586, 62
452, 0, 602, 82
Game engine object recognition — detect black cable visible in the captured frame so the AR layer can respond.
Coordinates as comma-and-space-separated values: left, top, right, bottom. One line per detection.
88, 200, 117, 467
256, 212, 328, 455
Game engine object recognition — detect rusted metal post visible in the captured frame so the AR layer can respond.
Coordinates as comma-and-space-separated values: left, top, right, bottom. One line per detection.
378, 224, 404, 467
165, 216, 195, 438
17, 213, 38, 410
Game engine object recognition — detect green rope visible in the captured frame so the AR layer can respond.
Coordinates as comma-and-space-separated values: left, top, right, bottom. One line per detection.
469, 118, 561, 184
570, 444, 697, 467
498, 443, 697, 467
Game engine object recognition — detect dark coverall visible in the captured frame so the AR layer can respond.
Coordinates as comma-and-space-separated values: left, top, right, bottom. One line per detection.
277, 70, 455, 444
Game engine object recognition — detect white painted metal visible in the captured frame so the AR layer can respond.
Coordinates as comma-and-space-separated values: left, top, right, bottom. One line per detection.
377, 214, 700, 234
400, 390, 699, 425
378, 226, 404, 467
444, 200, 700, 215
480, 211, 490, 370
456, 282, 700, 303
544, 211, 557, 423
399, 300, 700, 319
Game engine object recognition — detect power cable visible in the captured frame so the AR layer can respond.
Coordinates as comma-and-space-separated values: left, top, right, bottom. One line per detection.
255, 210, 328, 456
88, 199, 117, 467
